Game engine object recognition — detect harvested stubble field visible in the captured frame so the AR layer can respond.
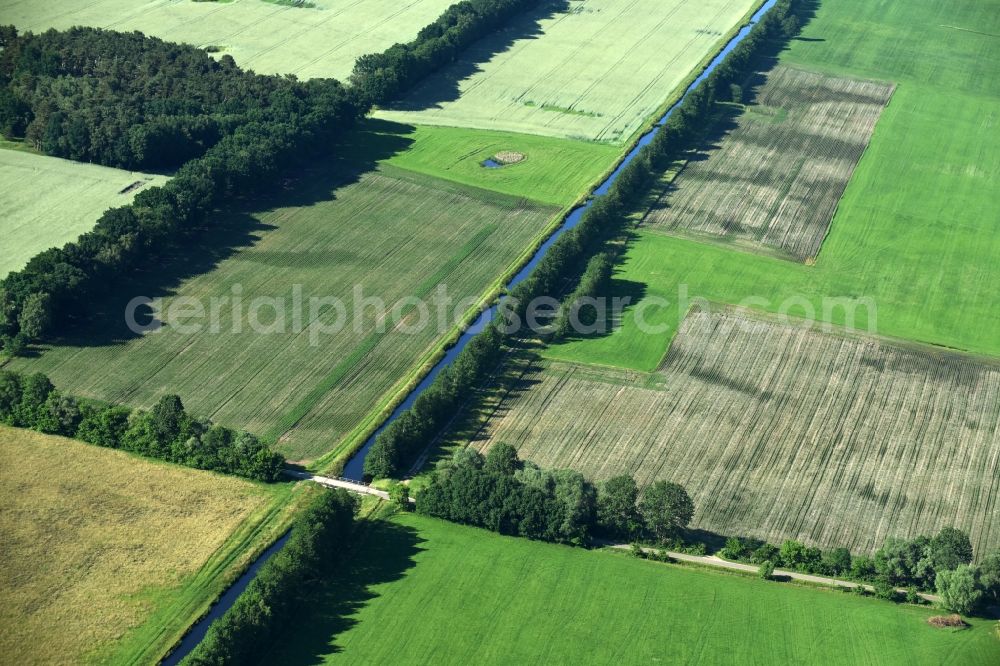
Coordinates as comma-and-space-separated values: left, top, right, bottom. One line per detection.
376, 0, 761, 143
0, 425, 284, 664
262, 513, 1000, 665
9, 164, 558, 463
473, 309, 1000, 555
0, 148, 167, 277
0, 0, 454, 81
643, 66, 895, 260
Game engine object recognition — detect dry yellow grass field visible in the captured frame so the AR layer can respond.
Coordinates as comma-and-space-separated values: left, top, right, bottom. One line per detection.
0, 425, 283, 664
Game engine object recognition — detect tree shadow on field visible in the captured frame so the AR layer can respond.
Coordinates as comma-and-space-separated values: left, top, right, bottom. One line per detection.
415, 341, 546, 474
262, 519, 426, 664
50, 120, 418, 348
381, 0, 571, 112
554, 277, 648, 345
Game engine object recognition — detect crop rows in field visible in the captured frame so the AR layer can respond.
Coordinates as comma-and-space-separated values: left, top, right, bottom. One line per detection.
473, 308, 1000, 555
376, 0, 761, 143
1, 0, 454, 81
0, 148, 167, 277
643, 66, 894, 260
10, 165, 557, 462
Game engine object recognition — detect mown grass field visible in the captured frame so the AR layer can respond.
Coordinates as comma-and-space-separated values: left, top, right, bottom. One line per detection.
0, 148, 167, 277
347, 120, 620, 206
547, 0, 1000, 369
0, 425, 290, 664
472, 309, 1000, 555
0, 0, 455, 81
9, 164, 559, 463
643, 65, 894, 260
376, 0, 762, 143
261, 512, 1000, 664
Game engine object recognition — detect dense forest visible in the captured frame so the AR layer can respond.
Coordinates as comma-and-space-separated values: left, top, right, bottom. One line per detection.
0, 369, 285, 481
0, 26, 360, 352
0, 26, 348, 170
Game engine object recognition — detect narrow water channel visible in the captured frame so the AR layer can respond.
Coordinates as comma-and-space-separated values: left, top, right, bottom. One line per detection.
341, 0, 779, 481
164, 1, 778, 660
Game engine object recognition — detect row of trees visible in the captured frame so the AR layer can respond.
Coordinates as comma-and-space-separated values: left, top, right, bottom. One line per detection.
350, 0, 542, 106
362, 325, 506, 479
361, 0, 805, 480
549, 252, 613, 341
416, 445, 695, 547
0, 30, 360, 354
721, 528, 1000, 615
0, 369, 284, 481
183, 488, 358, 664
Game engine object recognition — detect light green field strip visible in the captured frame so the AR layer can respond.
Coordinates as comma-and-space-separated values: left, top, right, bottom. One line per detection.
547, 0, 1000, 369
0, 148, 168, 277
475, 308, 1000, 555
345, 120, 621, 206
0, 0, 455, 81
261, 513, 1000, 665
9, 165, 559, 462
375, 0, 761, 143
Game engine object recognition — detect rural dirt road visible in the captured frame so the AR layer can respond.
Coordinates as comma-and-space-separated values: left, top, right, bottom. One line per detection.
609, 544, 941, 603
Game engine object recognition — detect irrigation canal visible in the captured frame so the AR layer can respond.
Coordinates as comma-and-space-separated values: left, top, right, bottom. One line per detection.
162, 0, 779, 661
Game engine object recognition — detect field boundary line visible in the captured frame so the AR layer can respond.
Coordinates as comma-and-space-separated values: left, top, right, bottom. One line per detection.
810, 79, 898, 262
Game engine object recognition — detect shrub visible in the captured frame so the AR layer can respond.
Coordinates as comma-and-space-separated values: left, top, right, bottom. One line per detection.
936, 565, 983, 616
758, 560, 775, 580
388, 482, 410, 509
721, 537, 748, 560
873, 576, 899, 602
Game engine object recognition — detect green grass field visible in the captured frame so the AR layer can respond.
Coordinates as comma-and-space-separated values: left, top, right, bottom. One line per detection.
547, 0, 1000, 369
261, 512, 1000, 664
376, 0, 762, 143
0, 425, 291, 664
0, 148, 168, 277
8, 163, 560, 463
348, 120, 620, 206
0, 0, 455, 81
470, 308, 1000, 555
